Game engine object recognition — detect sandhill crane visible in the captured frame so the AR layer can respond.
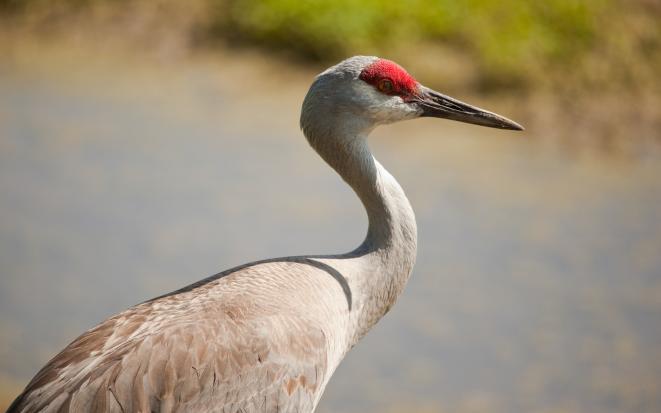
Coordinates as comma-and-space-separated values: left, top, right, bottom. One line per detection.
8, 56, 522, 413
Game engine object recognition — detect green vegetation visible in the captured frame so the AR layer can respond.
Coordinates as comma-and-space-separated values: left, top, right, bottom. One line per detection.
213, 1, 599, 87
210, 0, 660, 92
2, 0, 660, 93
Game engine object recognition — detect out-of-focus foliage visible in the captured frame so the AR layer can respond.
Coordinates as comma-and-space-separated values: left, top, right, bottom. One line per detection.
2, 0, 660, 92
209, 0, 660, 91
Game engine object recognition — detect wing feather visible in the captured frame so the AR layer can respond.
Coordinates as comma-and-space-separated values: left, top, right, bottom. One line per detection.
8, 264, 333, 413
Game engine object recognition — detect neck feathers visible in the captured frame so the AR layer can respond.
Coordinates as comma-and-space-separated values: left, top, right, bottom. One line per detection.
303, 119, 418, 342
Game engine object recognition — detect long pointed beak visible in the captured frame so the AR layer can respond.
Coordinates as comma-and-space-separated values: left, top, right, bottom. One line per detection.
414, 85, 524, 131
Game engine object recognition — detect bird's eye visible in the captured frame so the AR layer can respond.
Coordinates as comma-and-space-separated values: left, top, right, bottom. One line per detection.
377, 78, 394, 94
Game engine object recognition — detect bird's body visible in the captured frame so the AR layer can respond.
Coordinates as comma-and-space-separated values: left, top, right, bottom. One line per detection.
8, 56, 521, 413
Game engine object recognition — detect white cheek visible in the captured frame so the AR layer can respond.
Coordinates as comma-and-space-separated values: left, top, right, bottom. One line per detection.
373, 98, 421, 123
352, 82, 421, 123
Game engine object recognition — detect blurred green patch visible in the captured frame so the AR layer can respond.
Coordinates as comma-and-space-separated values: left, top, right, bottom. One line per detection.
207, 0, 659, 92
2, 0, 660, 93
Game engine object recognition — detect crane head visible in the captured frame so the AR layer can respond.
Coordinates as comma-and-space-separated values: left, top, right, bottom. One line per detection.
301, 56, 523, 139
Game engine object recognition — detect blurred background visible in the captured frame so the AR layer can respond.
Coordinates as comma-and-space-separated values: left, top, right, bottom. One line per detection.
1, 0, 660, 412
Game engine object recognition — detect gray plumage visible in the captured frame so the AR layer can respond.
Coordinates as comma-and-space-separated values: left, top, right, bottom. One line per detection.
8, 56, 522, 413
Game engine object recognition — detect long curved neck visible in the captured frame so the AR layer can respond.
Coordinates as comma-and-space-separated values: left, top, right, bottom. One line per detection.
305, 123, 418, 341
